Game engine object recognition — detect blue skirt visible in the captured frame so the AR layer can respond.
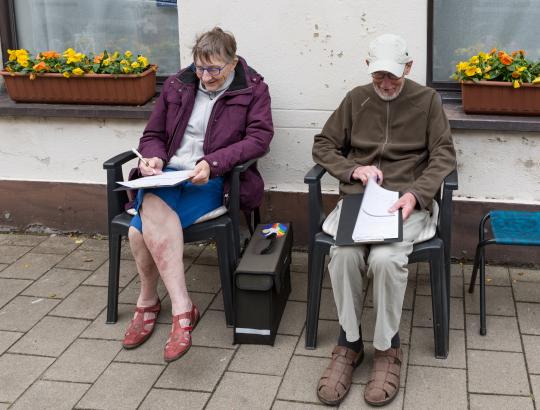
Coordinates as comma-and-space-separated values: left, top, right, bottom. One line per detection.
130, 170, 224, 233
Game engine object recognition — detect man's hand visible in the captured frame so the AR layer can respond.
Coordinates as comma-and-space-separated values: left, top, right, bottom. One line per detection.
389, 192, 417, 221
139, 157, 164, 176
351, 165, 383, 186
190, 160, 211, 185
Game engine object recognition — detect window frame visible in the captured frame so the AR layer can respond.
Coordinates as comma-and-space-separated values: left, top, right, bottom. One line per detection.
0, 0, 176, 85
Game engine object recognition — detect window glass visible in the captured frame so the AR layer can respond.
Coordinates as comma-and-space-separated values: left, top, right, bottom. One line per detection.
14, 0, 180, 75
433, 0, 540, 83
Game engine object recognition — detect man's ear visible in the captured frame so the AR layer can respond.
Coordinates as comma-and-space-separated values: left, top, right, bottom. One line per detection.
404, 61, 413, 75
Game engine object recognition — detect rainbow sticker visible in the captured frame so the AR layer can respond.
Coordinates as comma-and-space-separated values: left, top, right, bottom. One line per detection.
261, 223, 288, 238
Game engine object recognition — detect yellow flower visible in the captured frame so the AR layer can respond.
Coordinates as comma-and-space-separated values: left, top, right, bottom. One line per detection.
465, 66, 478, 77
456, 61, 468, 72
120, 59, 128, 65
72, 67, 84, 76
517, 66, 527, 73
111, 51, 119, 60
478, 52, 489, 60
131, 61, 140, 69
484, 65, 491, 72
469, 55, 479, 64
532, 76, 540, 84
483, 74, 491, 79
122, 66, 130, 73
63, 71, 71, 78
7, 49, 17, 61
103, 58, 110, 66
137, 56, 149, 67
124, 50, 132, 58
17, 56, 29, 67
513, 80, 520, 88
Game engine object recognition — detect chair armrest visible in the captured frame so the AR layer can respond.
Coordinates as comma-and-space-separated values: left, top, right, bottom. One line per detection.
103, 151, 137, 230
304, 164, 327, 252
103, 151, 137, 170
442, 169, 458, 191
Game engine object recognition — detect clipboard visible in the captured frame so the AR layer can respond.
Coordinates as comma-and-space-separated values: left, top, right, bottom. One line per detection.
114, 170, 192, 191
335, 194, 403, 246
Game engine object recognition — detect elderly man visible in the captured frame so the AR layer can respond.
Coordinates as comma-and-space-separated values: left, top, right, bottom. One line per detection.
313, 34, 456, 406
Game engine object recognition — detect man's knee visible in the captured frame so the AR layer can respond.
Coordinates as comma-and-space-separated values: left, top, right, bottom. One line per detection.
329, 246, 366, 279
368, 248, 408, 281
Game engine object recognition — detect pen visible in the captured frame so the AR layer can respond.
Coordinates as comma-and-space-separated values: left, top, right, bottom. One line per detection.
131, 148, 155, 175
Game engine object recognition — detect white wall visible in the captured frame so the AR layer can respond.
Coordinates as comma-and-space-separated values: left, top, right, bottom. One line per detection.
1, 0, 539, 205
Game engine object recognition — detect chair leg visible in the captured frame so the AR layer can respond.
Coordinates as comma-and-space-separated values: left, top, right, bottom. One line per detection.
479, 245, 487, 335
429, 245, 449, 359
305, 243, 328, 349
106, 233, 122, 324
215, 225, 235, 327
468, 244, 481, 293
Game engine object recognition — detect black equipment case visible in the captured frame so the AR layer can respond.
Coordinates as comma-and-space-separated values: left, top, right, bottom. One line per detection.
233, 223, 292, 345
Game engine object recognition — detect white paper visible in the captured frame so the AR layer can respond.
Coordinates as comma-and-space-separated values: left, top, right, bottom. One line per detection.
117, 170, 193, 189
352, 177, 400, 242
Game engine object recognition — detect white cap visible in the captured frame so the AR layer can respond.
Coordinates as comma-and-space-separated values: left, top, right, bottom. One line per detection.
367, 34, 412, 77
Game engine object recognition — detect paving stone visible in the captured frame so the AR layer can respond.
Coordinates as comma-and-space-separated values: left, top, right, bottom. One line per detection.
0, 404, 9, 409
0, 234, 47, 247
185, 263, 222, 293
192, 309, 235, 349
517, 302, 540, 335
83, 259, 138, 287
56, 249, 109, 271
115, 324, 170, 364
418, 261, 462, 277
413, 295, 464, 330
0, 353, 54, 402
0, 296, 59, 332
206, 371, 281, 410
33, 236, 80, 254
208, 290, 224, 311
466, 315, 522, 352
468, 350, 529, 395
81, 303, 136, 340
352, 343, 408, 387
319, 288, 338, 320
195, 245, 218, 265
1, 253, 65, 280
0, 245, 32, 264
206, 372, 281, 410
340, 385, 404, 409
277, 355, 329, 403
465, 285, 515, 316
531, 375, 540, 409
77, 362, 163, 410
10, 380, 89, 410
463, 264, 511, 286
118, 276, 168, 305
510, 267, 540, 283
513, 281, 540, 302
229, 334, 297, 376
289, 271, 308, 302
0, 330, 22, 354
9, 316, 89, 357
409, 327, 466, 368
50, 286, 108, 319
77, 237, 109, 251
156, 346, 233, 391
291, 251, 308, 273
415, 274, 463, 298
272, 401, 327, 409
469, 393, 534, 410
295, 319, 340, 358
0, 263, 7, 272
362, 307, 412, 345
277, 301, 306, 336
119, 239, 135, 260
523, 335, 540, 374
44, 339, 121, 383
157, 292, 214, 324
139, 389, 209, 410
21, 268, 90, 298
0, 278, 31, 308
404, 366, 467, 410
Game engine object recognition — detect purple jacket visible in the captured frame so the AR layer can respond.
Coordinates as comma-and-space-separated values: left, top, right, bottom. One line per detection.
132, 56, 273, 211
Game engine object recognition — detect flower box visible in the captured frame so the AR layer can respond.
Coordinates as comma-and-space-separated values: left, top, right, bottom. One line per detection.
0, 66, 156, 105
461, 80, 540, 116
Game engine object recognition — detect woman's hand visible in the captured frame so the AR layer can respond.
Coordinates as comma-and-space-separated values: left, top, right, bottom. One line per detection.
351, 165, 383, 185
139, 157, 164, 176
190, 160, 210, 185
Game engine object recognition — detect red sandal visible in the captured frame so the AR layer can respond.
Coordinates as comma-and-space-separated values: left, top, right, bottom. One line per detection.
164, 304, 200, 362
122, 299, 161, 349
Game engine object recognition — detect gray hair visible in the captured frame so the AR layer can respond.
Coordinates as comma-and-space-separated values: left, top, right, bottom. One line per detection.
192, 27, 237, 63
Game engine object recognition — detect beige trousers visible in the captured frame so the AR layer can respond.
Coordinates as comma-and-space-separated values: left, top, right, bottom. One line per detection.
328, 209, 430, 350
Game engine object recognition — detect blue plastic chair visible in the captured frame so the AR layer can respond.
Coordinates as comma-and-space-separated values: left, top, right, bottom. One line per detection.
469, 210, 540, 335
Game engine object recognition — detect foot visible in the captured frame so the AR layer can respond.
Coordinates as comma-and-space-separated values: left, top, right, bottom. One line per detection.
364, 347, 402, 406
163, 304, 200, 362
122, 299, 161, 349
317, 345, 364, 405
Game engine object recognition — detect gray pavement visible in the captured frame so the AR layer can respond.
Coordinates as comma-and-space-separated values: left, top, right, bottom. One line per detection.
0, 232, 538, 409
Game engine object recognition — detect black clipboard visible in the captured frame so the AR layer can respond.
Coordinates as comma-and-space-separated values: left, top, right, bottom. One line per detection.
335, 194, 403, 246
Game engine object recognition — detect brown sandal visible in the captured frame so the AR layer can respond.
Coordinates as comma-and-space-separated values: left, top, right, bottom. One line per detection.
364, 347, 402, 406
317, 345, 364, 405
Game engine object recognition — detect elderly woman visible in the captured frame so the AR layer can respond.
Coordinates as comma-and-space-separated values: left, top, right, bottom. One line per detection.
122, 27, 273, 362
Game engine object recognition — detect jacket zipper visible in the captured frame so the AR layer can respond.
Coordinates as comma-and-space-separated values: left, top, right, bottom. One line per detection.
377, 101, 390, 169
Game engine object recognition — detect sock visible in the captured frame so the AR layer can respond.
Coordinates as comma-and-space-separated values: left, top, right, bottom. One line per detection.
337, 326, 364, 353
391, 332, 400, 348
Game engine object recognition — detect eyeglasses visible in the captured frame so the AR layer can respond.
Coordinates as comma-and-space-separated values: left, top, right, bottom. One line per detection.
371, 71, 402, 81
192, 63, 229, 77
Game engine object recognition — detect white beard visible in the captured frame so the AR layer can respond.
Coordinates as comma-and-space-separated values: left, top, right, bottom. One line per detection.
373, 81, 405, 101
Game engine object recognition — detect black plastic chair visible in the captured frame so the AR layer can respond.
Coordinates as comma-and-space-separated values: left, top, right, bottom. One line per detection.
304, 165, 458, 359
103, 151, 260, 327
469, 210, 540, 335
